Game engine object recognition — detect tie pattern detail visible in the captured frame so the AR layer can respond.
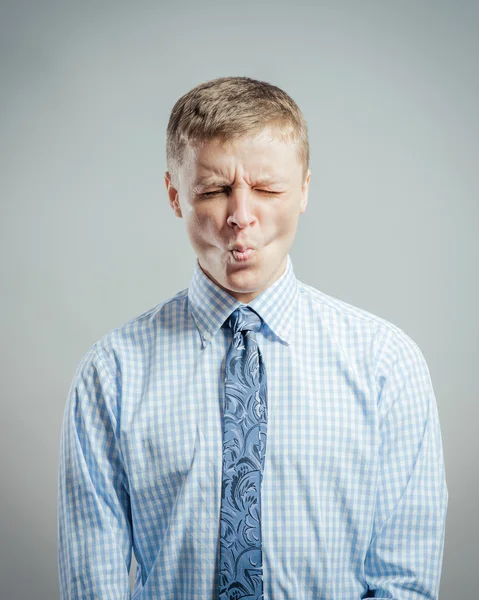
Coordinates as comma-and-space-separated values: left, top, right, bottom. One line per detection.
219, 306, 268, 600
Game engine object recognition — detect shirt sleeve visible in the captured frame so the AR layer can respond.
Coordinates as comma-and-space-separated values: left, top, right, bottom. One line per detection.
363, 331, 448, 599
58, 343, 133, 599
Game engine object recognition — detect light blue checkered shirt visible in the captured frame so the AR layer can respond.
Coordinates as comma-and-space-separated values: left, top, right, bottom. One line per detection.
58, 254, 448, 599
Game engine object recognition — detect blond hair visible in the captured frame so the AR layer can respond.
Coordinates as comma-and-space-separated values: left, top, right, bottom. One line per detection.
166, 76, 309, 186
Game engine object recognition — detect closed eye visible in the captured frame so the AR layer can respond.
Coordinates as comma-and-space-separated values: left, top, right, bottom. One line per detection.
200, 190, 222, 198
199, 189, 281, 198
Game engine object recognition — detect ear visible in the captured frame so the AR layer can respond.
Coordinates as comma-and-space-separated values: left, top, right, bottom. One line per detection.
165, 171, 182, 218
300, 169, 310, 214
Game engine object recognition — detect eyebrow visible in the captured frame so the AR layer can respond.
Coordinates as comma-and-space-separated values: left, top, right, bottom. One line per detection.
194, 176, 287, 188
194, 178, 229, 188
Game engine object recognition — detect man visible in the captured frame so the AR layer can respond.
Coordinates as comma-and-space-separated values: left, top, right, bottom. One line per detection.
58, 76, 448, 599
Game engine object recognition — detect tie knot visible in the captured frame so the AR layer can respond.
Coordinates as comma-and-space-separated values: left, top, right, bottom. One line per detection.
227, 306, 263, 335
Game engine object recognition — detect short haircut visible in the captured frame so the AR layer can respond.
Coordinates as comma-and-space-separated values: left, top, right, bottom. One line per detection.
166, 76, 309, 187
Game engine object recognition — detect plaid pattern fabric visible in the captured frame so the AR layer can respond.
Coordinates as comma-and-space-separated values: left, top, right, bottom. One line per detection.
58, 254, 448, 599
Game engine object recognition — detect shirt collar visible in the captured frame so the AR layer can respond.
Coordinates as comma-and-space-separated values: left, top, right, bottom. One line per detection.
188, 254, 298, 348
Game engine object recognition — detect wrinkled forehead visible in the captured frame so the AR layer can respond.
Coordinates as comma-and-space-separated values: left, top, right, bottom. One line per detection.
185, 124, 297, 154
181, 127, 301, 182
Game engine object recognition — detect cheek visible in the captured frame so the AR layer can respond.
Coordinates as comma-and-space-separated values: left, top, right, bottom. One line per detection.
267, 205, 299, 232
186, 207, 223, 240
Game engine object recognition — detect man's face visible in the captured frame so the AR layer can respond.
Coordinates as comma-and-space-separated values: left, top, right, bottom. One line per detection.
165, 126, 310, 303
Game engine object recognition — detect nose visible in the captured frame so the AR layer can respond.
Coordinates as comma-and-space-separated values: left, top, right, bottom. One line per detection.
226, 187, 257, 229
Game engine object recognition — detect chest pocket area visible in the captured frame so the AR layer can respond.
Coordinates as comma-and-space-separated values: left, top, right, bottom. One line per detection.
126, 393, 198, 500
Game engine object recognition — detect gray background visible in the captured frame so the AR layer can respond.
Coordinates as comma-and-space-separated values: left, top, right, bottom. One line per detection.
1, 1, 477, 598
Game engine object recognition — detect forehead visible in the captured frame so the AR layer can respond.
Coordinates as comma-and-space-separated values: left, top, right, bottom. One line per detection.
182, 127, 300, 183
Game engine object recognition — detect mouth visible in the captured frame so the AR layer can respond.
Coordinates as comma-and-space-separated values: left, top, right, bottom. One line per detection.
230, 247, 255, 261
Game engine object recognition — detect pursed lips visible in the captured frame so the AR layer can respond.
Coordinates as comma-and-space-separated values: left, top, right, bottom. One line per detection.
230, 247, 255, 261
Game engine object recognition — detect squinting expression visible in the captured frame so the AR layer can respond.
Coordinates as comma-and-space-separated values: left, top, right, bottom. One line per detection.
165, 126, 310, 303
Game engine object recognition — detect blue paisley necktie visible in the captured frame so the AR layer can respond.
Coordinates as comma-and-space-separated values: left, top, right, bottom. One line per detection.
219, 305, 268, 600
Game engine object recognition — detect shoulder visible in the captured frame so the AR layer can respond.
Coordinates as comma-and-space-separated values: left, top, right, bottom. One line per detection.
65, 288, 190, 422
98, 287, 188, 345
296, 279, 430, 383
298, 279, 397, 331
79, 287, 189, 380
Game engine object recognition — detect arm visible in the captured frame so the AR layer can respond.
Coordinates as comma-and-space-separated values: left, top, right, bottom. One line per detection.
363, 331, 448, 599
58, 343, 132, 599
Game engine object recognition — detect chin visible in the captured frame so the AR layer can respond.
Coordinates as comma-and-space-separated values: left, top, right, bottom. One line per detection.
223, 272, 258, 290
